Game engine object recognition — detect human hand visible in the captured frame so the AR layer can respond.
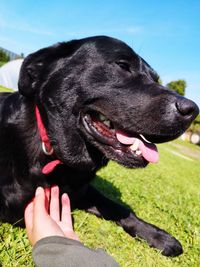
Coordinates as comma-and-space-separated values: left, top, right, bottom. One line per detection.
24, 185, 79, 246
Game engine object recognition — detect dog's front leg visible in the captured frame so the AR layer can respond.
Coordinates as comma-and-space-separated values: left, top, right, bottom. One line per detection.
77, 185, 183, 257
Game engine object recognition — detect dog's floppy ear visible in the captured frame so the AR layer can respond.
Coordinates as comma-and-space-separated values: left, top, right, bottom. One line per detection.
18, 41, 81, 97
18, 47, 51, 97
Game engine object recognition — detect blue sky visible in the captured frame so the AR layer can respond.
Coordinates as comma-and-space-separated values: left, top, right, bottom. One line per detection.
0, 0, 199, 107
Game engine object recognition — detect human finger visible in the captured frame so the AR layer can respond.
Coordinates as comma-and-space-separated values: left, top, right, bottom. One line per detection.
49, 185, 60, 222
61, 193, 73, 229
33, 187, 47, 224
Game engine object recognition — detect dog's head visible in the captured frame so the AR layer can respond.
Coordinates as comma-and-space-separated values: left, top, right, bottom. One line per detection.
18, 36, 199, 170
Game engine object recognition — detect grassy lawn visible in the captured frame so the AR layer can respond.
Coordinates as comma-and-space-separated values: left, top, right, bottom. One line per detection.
0, 85, 13, 92
0, 62, 6, 67
0, 141, 200, 267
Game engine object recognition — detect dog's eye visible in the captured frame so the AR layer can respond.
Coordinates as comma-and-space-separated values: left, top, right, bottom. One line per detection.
116, 61, 131, 72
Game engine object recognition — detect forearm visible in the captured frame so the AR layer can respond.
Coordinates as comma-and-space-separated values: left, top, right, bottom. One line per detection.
33, 236, 120, 267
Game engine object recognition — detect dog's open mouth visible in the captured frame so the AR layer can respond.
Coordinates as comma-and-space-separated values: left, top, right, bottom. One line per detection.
82, 111, 159, 164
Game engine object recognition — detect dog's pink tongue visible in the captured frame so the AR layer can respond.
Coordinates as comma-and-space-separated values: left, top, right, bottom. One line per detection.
138, 140, 159, 163
116, 130, 159, 163
115, 130, 136, 145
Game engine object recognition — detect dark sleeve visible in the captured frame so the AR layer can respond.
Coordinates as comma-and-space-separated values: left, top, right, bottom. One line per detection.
32, 236, 120, 267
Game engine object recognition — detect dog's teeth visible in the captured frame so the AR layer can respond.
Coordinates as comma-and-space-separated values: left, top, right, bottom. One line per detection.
98, 114, 112, 128
139, 134, 151, 144
130, 139, 139, 151
99, 114, 107, 122
104, 120, 111, 128
136, 150, 142, 155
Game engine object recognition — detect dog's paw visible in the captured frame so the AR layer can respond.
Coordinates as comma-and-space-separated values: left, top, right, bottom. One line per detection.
160, 235, 183, 257
150, 231, 183, 257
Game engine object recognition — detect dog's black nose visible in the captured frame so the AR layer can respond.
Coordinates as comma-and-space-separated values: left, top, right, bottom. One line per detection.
176, 97, 199, 118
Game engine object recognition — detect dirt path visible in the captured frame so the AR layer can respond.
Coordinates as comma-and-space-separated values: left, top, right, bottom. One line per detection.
168, 142, 200, 161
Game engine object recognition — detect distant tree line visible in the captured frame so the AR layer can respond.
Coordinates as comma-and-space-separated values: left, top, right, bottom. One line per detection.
166, 79, 186, 96
0, 49, 10, 64
0, 49, 24, 67
190, 114, 200, 132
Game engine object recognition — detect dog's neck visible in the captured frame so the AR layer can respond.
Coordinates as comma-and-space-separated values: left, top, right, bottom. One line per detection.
35, 106, 63, 174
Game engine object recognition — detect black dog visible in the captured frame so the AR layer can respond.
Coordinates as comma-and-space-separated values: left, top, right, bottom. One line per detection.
0, 36, 198, 257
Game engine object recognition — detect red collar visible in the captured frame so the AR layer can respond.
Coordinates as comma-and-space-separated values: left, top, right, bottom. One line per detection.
35, 106, 63, 175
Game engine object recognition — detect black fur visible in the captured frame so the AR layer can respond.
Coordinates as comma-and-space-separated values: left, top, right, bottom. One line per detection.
0, 36, 198, 256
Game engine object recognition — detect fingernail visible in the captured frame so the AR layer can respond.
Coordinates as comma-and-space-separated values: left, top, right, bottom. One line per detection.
62, 193, 68, 199
35, 187, 44, 196
62, 193, 70, 204
51, 185, 59, 195
51, 185, 59, 190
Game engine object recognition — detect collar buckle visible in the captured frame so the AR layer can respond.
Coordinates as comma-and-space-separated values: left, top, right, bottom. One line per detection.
42, 142, 54, 156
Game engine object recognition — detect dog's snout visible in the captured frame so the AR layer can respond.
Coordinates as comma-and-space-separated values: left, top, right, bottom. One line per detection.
175, 97, 199, 119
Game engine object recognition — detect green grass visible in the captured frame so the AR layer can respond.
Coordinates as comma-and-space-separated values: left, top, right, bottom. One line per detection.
0, 62, 6, 67
0, 141, 200, 267
0, 85, 13, 92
